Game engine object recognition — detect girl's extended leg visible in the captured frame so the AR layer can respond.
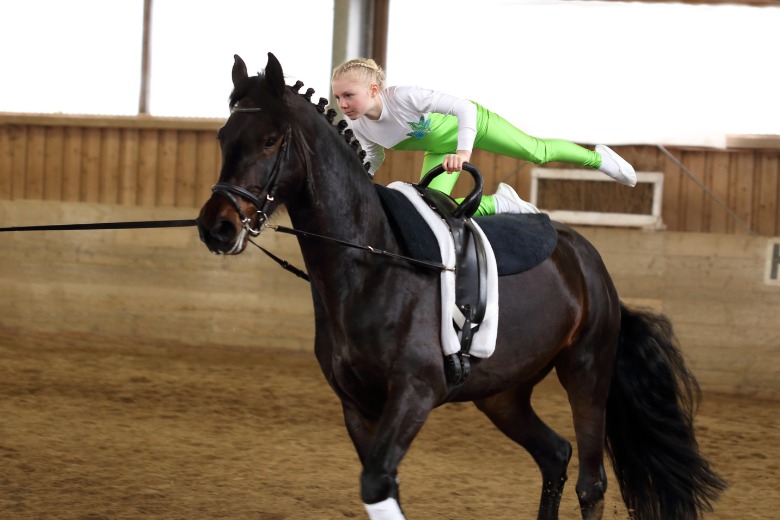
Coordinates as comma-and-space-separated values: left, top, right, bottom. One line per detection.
474, 104, 636, 186
474, 106, 601, 168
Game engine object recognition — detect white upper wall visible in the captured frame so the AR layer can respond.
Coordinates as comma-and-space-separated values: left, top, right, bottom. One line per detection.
0, 0, 776, 147
385, 0, 780, 147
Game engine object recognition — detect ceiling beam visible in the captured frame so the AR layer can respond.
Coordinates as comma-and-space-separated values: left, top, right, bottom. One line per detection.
138, 0, 153, 114
329, 0, 389, 107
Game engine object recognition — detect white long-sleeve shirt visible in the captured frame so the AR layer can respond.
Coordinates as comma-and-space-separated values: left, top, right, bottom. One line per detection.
348, 85, 478, 175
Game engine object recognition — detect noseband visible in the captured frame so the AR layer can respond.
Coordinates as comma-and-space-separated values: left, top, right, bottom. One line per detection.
211, 106, 293, 237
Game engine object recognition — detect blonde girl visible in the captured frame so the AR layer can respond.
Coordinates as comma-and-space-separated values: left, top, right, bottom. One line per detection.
331, 58, 637, 216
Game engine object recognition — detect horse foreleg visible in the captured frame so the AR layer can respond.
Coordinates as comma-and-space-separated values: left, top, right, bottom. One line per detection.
359, 382, 437, 520
342, 402, 378, 466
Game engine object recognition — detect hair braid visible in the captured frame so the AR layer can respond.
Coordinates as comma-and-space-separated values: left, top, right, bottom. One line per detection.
331, 58, 385, 89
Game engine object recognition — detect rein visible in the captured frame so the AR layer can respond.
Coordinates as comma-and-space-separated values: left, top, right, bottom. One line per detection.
0, 219, 196, 232
0, 215, 448, 279
263, 222, 452, 273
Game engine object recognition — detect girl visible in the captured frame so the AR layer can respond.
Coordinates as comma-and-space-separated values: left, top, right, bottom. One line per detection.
331, 58, 637, 216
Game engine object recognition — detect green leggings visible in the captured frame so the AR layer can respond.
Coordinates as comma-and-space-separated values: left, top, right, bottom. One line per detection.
393, 102, 602, 215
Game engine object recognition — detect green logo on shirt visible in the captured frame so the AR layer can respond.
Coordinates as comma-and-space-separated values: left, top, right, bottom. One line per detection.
406, 116, 431, 139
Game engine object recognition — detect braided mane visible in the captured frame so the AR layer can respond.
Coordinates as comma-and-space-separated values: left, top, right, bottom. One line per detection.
287, 80, 371, 173
230, 71, 370, 174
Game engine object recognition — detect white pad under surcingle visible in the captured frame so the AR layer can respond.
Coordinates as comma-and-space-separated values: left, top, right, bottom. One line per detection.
388, 182, 498, 358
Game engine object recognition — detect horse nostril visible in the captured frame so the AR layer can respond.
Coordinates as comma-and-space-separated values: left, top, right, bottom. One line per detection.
212, 218, 237, 243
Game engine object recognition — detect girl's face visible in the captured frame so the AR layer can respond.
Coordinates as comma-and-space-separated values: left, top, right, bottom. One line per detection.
331, 73, 380, 120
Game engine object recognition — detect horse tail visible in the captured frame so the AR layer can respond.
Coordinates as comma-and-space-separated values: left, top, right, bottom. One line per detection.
605, 303, 727, 520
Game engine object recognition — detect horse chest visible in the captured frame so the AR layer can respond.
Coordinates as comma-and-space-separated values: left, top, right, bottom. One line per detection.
325, 354, 387, 414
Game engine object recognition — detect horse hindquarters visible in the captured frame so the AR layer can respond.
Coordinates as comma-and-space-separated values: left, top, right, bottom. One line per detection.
605, 304, 727, 520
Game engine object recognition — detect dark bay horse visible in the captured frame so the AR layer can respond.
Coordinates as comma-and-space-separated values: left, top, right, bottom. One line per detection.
196, 52, 726, 520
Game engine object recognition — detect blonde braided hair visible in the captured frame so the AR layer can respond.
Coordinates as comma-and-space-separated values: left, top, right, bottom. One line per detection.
332, 58, 385, 89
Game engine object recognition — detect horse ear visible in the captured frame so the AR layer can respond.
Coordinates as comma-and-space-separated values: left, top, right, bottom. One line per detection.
232, 54, 248, 87
264, 52, 286, 98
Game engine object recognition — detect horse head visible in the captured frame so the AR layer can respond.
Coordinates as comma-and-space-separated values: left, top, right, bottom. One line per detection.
197, 52, 319, 255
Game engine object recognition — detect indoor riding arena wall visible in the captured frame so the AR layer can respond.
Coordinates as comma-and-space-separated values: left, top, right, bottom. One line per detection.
2, 114, 779, 400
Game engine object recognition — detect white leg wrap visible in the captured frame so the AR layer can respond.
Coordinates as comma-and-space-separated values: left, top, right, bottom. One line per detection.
364, 497, 406, 520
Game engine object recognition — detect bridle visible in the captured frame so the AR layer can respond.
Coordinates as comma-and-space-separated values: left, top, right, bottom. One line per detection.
208, 105, 451, 274
210, 106, 294, 238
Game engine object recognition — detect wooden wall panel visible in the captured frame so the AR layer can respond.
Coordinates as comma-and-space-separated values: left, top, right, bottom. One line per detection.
137, 129, 159, 206
1, 114, 779, 237
81, 127, 102, 203
43, 126, 64, 200
756, 154, 779, 236
682, 151, 706, 232
100, 128, 121, 204
374, 147, 420, 187
195, 132, 219, 205
156, 129, 178, 206
24, 126, 45, 200
733, 152, 755, 234
481, 149, 500, 185
775, 154, 780, 235
61, 127, 82, 202
175, 131, 197, 207
0, 125, 11, 199
708, 152, 731, 233
661, 149, 683, 232
119, 129, 139, 206
495, 154, 528, 199
8, 127, 26, 199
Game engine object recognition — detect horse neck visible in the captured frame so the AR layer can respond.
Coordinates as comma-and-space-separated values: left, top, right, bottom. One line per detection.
285, 128, 397, 284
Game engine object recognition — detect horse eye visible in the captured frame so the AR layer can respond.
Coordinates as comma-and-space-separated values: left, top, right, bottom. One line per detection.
264, 137, 277, 149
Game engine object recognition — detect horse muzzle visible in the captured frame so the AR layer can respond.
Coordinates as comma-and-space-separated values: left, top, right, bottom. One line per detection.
197, 218, 248, 255
197, 197, 256, 255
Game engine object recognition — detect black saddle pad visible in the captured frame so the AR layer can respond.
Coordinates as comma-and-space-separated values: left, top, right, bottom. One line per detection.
375, 184, 557, 276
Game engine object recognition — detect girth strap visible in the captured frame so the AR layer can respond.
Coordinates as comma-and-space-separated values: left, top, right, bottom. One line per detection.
416, 187, 489, 337
414, 163, 490, 387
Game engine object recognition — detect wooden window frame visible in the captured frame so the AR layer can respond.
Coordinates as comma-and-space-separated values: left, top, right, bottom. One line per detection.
530, 168, 665, 230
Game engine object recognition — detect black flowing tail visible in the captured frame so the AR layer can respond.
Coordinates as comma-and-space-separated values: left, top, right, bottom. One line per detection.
605, 304, 727, 520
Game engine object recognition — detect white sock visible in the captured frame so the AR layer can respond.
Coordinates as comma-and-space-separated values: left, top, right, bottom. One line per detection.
493, 193, 516, 214
598, 151, 621, 177
364, 498, 406, 520
493, 194, 540, 215
595, 144, 637, 187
